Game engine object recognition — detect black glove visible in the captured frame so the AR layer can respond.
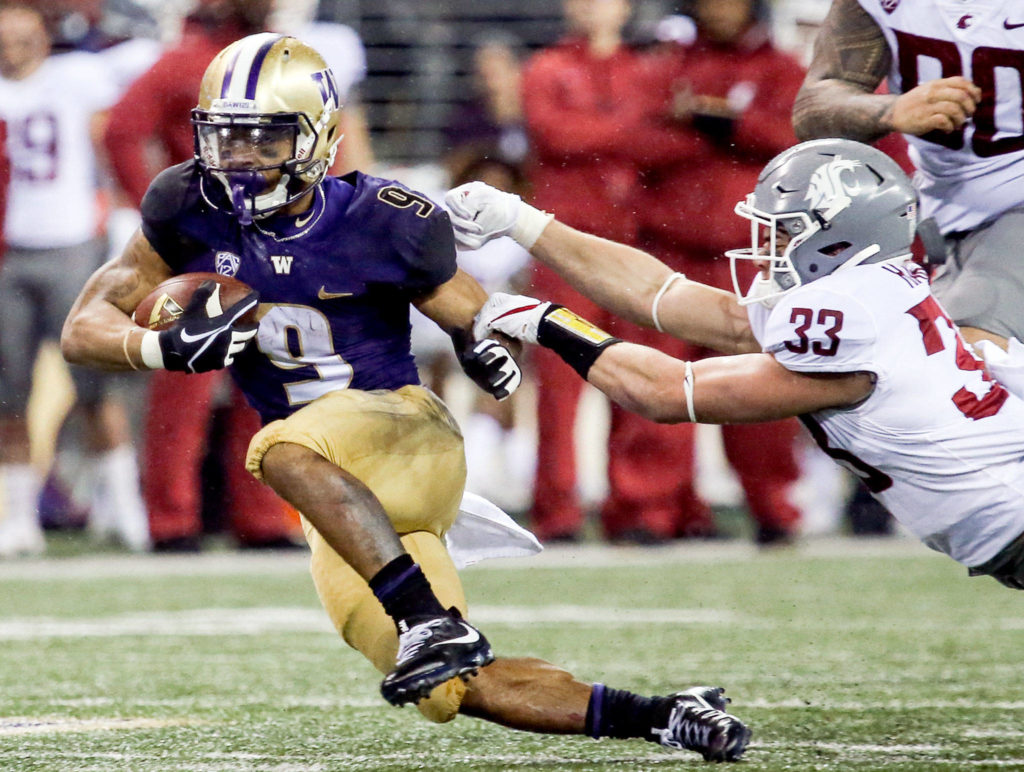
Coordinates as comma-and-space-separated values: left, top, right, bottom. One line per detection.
457, 338, 522, 401
159, 281, 259, 373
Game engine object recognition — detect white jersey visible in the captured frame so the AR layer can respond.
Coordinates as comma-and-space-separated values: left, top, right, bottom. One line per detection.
857, 0, 1024, 233
0, 52, 119, 248
747, 260, 1024, 566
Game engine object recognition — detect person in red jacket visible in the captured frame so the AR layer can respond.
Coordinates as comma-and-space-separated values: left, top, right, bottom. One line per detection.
522, 0, 708, 543
102, 0, 299, 551
636, 0, 808, 544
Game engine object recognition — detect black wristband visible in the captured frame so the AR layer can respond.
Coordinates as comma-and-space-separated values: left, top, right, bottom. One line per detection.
537, 305, 622, 379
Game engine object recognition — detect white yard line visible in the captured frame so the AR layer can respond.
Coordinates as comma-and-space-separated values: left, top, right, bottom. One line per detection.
2, 601, 1021, 640
0, 717, 197, 736
0, 536, 930, 581
0, 605, 735, 640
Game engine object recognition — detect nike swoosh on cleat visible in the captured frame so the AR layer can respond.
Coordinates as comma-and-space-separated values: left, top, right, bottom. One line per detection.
430, 623, 480, 647
318, 286, 354, 300
1005, 19, 1024, 29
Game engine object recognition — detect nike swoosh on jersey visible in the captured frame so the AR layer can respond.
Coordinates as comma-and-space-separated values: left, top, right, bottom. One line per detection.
1005, 19, 1024, 29
295, 210, 315, 227
430, 623, 480, 647
318, 286, 354, 300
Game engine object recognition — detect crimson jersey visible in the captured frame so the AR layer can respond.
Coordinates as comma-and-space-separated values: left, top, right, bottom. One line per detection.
141, 162, 456, 423
747, 260, 1024, 566
857, 0, 1024, 233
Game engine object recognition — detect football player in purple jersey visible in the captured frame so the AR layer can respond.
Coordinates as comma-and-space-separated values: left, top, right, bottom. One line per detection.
61, 33, 750, 762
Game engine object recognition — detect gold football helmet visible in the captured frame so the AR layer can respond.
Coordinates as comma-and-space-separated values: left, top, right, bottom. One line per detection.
191, 33, 343, 222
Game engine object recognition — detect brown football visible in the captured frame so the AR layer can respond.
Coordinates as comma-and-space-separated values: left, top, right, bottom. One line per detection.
131, 272, 257, 331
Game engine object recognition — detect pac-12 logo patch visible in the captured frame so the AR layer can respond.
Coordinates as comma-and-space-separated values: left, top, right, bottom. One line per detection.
215, 251, 240, 276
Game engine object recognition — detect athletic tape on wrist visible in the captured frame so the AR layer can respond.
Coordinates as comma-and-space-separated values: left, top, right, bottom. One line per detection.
139, 330, 165, 370
651, 272, 685, 333
510, 204, 554, 249
537, 305, 622, 379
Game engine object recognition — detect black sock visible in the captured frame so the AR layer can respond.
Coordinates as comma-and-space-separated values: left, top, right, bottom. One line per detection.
584, 684, 673, 741
368, 554, 447, 627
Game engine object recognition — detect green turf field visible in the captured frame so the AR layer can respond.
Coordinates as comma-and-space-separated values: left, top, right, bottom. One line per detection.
0, 537, 1021, 771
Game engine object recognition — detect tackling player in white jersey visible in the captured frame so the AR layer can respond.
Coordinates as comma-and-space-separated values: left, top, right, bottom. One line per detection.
447, 138, 1024, 588
793, 0, 1024, 357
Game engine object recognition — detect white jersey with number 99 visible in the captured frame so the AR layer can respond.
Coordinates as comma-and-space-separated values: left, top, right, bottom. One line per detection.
858, 0, 1024, 233
0, 51, 118, 248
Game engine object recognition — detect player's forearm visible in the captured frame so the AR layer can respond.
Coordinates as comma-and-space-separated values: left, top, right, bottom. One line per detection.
587, 347, 795, 425
415, 268, 488, 337
62, 240, 167, 371
61, 296, 147, 371
531, 222, 675, 329
531, 222, 759, 355
792, 81, 897, 143
585, 343, 696, 424
792, 0, 893, 142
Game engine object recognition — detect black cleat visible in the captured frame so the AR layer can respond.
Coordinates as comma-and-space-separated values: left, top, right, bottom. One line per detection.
653, 686, 752, 762
380, 612, 494, 706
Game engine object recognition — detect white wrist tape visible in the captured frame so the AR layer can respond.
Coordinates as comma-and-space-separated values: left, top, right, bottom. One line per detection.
139, 330, 165, 370
682, 360, 696, 423
509, 204, 554, 249
651, 272, 685, 333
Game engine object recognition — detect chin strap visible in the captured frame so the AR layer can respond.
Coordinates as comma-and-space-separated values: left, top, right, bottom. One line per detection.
216, 170, 293, 225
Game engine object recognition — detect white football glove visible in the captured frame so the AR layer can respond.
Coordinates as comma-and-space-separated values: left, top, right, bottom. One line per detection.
473, 292, 552, 344
445, 181, 553, 251
979, 337, 1024, 401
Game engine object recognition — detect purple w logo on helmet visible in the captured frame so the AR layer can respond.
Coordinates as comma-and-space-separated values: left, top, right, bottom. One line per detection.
311, 70, 340, 110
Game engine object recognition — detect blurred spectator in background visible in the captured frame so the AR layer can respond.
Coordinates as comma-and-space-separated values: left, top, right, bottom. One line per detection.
523, 0, 702, 544
102, 0, 302, 552
636, 0, 806, 544
442, 31, 528, 181
0, 3, 148, 555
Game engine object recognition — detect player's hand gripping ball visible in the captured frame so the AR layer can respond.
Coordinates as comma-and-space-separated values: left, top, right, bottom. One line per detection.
132, 272, 257, 331
132, 273, 260, 373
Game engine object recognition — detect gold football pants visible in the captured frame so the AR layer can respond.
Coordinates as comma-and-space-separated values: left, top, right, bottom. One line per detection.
246, 385, 469, 722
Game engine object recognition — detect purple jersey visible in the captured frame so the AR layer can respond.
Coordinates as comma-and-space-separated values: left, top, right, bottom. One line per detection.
141, 162, 457, 422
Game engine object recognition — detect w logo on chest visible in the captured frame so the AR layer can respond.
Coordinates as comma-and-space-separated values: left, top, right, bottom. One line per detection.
270, 255, 294, 275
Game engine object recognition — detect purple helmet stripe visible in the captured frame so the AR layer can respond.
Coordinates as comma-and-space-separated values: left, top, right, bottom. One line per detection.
245, 36, 282, 100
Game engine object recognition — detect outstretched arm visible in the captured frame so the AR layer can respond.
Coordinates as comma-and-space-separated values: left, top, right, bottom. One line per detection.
792, 0, 979, 142
446, 183, 759, 356
474, 293, 874, 424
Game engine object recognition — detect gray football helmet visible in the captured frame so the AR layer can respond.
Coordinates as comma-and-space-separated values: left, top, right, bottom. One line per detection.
726, 138, 919, 306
